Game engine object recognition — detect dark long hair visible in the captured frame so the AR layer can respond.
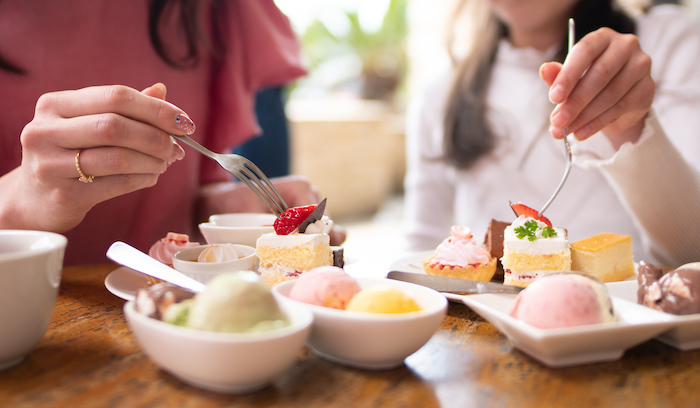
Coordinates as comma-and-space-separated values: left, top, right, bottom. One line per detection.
442, 0, 638, 169
0, 0, 226, 75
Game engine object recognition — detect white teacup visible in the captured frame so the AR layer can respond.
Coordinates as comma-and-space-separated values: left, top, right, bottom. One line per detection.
0, 230, 67, 371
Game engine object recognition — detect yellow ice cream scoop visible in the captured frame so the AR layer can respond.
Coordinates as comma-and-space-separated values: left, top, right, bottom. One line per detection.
346, 285, 422, 314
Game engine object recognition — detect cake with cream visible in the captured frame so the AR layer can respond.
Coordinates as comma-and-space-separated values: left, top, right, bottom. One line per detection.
423, 225, 497, 281
501, 203, 571, 287
256, 199, 334, 286
570, 233, 634, 282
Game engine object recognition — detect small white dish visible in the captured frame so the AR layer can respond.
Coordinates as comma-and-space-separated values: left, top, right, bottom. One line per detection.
273, 277, 447, 370
199, 213, 276, 247
172, 244, 256, 284
124, 299, 313, 394
105, 266, 149, 301
461, 292, 675, 368
606, 280, 700, 351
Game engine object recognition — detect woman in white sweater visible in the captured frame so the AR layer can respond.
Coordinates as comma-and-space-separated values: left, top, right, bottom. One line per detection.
404, 0, 700, 266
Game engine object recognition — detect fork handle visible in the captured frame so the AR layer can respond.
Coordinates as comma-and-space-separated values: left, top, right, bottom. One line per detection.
170, 134, 219, 161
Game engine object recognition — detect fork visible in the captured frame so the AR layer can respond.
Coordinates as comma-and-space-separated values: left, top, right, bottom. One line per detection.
170, 134, 288, 216
539, 18, 575, 218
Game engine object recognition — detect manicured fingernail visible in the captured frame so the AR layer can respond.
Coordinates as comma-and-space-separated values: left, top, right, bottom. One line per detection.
175, 114, 196, 135
549, 85, 565, 104
551, 111, 569, 128
170, 140, 185, 162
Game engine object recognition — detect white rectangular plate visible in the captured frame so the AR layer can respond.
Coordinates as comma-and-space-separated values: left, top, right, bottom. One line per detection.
461, 293, 675, 368
606, 280, 700, 351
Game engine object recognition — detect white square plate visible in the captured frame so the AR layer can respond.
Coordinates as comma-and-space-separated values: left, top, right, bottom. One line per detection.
606, 280, 700, 351
461, 293, 675, 367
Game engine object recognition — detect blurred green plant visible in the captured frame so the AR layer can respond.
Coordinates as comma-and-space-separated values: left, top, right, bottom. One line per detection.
300, 0, 407, 101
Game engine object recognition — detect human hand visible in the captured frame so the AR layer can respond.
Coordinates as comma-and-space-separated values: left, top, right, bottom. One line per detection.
200, 175, 347, 246
2, 83, 193, 232
540, 27, 655, 149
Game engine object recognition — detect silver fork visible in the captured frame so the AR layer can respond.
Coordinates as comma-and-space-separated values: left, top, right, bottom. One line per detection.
539, 18, 575, 218
170, 134, 288, 216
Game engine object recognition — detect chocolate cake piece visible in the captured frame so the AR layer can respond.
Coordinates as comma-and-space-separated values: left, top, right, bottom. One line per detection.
483, 219, 510, 281
332, 246, 345, 268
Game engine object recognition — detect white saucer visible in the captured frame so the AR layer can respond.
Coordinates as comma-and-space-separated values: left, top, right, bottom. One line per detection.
105, 266, 150, 301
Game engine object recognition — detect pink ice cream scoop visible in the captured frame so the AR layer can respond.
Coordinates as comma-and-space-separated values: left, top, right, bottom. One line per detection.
509, 273, 616, 329
289, 266, 361, 310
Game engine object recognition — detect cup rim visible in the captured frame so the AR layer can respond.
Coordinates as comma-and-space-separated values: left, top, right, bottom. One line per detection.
173, 244, 256, 265
124, 300, 313, 342
0, 230, 67, 261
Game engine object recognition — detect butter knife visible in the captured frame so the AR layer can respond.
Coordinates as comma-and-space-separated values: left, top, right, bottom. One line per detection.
387, 271, 523, 295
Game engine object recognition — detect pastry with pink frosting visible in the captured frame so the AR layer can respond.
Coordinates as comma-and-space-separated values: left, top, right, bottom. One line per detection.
422, 226, 497, 282
149, 232, 199, 266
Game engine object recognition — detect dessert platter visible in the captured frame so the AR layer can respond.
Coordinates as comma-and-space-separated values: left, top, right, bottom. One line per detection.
103, 197, 700, 388
390, 202, 700, 366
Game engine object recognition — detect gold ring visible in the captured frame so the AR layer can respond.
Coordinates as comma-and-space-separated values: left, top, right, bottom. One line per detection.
75, 149, 94, 183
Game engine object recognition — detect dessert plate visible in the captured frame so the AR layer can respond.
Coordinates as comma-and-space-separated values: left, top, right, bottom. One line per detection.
105, 266, 149, 301
606, 280, 700, 351
461, 293, 675, 367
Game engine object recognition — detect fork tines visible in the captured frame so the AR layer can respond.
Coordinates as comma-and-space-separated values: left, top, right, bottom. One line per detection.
235, 159, 288, 216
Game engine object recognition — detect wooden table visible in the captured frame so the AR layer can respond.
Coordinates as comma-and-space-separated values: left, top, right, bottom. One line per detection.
1, 263, 700, 408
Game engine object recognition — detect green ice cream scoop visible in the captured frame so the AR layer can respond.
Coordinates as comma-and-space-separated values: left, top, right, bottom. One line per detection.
164, 271, 289, 333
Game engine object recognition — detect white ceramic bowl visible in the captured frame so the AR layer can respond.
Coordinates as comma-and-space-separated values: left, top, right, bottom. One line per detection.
0, 230, 67, 371
199, 213, 276, 247
124, 300, 313, 393
172, 244, 257, 284
273, 277, 447, 370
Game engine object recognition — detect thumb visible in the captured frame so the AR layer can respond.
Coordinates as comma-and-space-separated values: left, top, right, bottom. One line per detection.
141, 82, 167, 100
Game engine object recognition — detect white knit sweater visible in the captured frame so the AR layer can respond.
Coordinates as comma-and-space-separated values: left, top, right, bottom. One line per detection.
404, 5, 700, 266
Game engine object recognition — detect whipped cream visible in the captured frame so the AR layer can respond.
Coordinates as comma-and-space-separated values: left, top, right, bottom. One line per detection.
303, 215, 334, 234
256, 232, 330, 248
198, 244, 244, 263
431, 226, 491, 267
503, 215, 568, 255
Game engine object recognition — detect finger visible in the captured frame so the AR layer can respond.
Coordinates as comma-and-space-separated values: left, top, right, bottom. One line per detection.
539, 62, 562, 87
35, 85, 195, 136
141, 82, 167, 100
67, 146, 175, 181
570, 77, 654, 140
49, 113, 183, 162
63, 172, 162, 206
564, 54, 650, 136
550, 33, 638, 130
548, 27, 621, 105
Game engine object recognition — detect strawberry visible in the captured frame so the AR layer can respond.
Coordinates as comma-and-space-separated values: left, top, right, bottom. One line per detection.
510, 202, 552, 227
274, 204, 318, 235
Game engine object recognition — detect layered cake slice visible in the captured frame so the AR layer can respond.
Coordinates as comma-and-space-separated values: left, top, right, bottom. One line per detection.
570, 233, 634, 282
256, 199, 334, 286
501, 203, 571, 287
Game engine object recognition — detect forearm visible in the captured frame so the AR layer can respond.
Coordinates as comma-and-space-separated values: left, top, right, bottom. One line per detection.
601, 115, 700, 266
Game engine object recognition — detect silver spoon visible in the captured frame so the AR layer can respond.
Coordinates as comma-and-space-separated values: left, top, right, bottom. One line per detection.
106, 241, 206, 293
539, 18, 575, 218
